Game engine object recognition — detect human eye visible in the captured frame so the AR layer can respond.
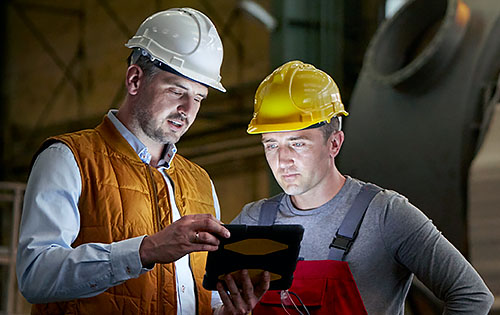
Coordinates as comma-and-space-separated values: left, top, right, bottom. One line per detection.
168, 88, 183, 97
263, 143, 277, 151
291, 141, 305, 148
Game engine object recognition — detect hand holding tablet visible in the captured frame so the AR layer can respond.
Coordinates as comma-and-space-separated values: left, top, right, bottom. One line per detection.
203, 224, 305, 291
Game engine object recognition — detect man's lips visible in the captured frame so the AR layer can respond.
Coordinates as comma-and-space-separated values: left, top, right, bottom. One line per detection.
281, 173, 299, 182
167, 119, 184, 131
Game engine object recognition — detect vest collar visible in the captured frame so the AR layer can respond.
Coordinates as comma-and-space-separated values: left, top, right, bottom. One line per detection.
101, 110, 177, 168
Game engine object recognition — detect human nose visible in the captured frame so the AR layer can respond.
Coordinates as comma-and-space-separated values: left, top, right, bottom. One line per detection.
177, 95, 197, 117
277, 146, 294, 169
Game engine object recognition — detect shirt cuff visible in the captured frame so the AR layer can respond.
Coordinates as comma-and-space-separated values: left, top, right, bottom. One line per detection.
110, 235, 152, 282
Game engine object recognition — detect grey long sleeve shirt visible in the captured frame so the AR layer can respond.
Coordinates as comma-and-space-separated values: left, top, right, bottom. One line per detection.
232, 176, 494, 314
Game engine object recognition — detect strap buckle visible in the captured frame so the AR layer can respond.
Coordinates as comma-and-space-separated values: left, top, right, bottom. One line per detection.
329, 234, 354, 252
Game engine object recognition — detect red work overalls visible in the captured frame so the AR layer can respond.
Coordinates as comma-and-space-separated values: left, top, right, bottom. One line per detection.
253, 184, 381, 314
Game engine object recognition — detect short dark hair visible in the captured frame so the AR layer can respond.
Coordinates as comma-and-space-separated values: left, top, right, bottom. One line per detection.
319, 117, 341, 142
127, 51, 161, 81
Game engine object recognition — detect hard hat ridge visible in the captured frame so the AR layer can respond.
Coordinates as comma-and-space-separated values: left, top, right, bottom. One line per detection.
247, 60, 348, 134
125, 7, 225, 92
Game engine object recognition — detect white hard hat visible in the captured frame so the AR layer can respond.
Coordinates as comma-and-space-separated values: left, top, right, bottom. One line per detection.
125, 8, 226, 92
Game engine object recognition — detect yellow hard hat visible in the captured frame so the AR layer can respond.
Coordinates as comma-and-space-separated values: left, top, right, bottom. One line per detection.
247, 60, 348, 134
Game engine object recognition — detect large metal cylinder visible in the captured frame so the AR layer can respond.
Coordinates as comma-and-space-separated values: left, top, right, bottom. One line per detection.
339, 0, 500, 254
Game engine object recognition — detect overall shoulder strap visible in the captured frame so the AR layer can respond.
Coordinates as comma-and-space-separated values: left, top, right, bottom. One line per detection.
328, 183, 382, 261
258, 193, 284, 225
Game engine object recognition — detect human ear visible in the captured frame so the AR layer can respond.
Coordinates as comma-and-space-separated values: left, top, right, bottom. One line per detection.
329, 131, 344, 158
125, 64, 144, 95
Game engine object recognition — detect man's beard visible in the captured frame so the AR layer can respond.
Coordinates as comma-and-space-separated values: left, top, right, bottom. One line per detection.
134, 106, 188, 144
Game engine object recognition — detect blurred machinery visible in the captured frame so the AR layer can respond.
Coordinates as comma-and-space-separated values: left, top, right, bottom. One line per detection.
340, 1, 499, 311
340, 0, 500, 255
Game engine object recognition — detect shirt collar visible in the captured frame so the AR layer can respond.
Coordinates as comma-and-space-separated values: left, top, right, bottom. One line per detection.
107, 109, 177, 168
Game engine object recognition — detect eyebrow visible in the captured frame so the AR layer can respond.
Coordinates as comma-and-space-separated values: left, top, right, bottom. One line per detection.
164, 79, 208, 99
178, 83, 208, 99
261, 135, 310, 144
288, 136, 309, 141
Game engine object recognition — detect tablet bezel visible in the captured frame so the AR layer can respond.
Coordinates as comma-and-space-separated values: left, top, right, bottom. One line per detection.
203, 224, 304, 291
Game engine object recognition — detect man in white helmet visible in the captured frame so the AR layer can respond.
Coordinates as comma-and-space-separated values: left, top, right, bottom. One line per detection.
232, 60, 493, 314
16, 8, 269, 314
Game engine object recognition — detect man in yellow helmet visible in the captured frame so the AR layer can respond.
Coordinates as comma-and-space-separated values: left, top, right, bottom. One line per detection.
232, 60, 493, 314
16, 8, 269, 314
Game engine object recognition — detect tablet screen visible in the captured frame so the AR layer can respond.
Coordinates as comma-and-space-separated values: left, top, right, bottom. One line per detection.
203, 224, 304, 291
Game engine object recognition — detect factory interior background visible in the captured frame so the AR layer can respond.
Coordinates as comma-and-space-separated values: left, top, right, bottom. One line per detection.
0, 0, 499, 314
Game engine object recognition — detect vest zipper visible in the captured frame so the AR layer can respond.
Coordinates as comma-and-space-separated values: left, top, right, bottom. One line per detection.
146, 165, 164, 314
147, 165, 162, 231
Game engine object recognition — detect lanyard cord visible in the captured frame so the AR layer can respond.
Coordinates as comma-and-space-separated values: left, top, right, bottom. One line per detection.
280, 290, 311, 315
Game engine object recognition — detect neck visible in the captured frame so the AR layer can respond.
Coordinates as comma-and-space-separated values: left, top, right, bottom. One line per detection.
116, 106, 165, 167
291, 170, 346, 210
146, 143, 165, 167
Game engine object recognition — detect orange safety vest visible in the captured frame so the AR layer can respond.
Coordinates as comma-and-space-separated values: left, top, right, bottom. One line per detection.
31, 116, 215, 315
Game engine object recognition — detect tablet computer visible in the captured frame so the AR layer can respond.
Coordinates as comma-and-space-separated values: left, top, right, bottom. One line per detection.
203, 224, 304, 291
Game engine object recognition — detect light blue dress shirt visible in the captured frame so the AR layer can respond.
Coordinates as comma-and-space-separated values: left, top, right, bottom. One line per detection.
16, 110, 222, 312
